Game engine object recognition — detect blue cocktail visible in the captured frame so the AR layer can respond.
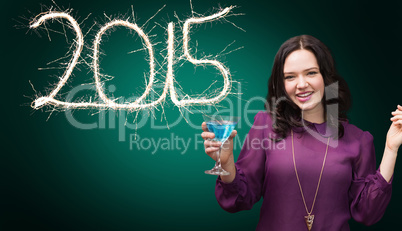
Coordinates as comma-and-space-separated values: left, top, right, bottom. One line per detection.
206, 121, 237, 142
203, 115, 239, 175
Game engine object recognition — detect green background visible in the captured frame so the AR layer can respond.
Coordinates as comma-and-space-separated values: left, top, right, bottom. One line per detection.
2, 0, 401, 230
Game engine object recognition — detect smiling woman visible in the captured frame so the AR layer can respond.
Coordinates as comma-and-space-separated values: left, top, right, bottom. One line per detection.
4, 0, 402, 230
283, 50, 325, 122
267, 35, 352, 141
201, 35, 402, 231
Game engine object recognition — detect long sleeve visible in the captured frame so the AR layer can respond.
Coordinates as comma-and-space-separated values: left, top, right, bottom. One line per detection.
349, 131, 393, 226
215, 111, 268, 213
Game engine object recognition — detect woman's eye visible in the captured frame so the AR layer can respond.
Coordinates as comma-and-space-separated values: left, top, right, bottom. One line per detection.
284, 76, 294, 80
307, 71, 317, 76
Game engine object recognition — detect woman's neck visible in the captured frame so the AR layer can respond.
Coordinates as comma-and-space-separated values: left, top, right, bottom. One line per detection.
301, 105, 325, 124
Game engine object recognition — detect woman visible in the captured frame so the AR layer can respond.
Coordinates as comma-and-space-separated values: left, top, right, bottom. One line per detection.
201, 35, 401, 231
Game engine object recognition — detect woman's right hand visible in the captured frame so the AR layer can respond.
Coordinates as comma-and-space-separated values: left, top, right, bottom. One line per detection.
201, 122, 237, 169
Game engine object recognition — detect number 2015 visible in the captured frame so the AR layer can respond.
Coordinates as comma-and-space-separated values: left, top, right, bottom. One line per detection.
30, 7, 234, 111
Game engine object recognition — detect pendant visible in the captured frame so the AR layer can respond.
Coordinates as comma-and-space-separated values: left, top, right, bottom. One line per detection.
304, 214, 314, 231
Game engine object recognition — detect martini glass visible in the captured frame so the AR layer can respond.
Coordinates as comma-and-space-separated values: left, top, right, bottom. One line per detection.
203, 114, 239, 176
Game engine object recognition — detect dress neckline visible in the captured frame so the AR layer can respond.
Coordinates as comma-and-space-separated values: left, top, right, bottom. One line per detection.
292, 118, 343, 138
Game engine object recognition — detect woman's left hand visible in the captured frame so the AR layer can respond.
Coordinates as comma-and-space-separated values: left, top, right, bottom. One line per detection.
387, 105, 402, 153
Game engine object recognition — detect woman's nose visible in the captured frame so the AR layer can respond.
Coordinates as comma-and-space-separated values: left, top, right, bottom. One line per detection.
297, 76, 308, 88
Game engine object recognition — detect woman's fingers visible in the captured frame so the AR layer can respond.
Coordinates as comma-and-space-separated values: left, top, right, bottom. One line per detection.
201, 122, 209, 132
391, 115, 402, 121
392, 110, 402, 115
229, 130, 237, 139
203, 138, 221, 156
205, 146, 220, 155
204, 140, 220, 156
392, 105, 402, 113
390, 106, 402, 122
390, 106, 402, 126
204, 140, 221, 147
393, 120, 402, 126
201, 131, 215, 140
202, 123, 219, 156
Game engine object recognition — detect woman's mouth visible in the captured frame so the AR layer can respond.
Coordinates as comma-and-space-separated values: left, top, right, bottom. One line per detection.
296, 91, 313, 102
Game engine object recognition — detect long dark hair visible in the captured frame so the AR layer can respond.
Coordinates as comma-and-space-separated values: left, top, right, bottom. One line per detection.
265, 35, 351, 140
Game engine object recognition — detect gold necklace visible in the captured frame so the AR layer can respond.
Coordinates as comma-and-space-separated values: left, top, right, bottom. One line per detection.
291, 130, 330, 231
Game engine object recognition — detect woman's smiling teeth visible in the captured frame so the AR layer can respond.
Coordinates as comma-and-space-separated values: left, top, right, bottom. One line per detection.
295, 91, 314, 103
296, 92, 313, 98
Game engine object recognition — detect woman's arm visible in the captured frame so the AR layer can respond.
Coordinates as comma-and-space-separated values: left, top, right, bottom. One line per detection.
379, 146, 397, 182
379, 105, 402, 182
202, 112, 269, 213
349, 132, 392, 225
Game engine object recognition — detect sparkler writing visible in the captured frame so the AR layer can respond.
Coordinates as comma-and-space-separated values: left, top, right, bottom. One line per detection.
30, 12, 84, 109
175, 6, 232, 106
93, 19, 158, 110
29, 6, 237, 112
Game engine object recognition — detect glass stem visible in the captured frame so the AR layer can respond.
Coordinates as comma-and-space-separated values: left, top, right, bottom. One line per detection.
216, 145, 223, 169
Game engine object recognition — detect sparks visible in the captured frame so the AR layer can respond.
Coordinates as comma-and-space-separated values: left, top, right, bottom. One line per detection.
30, 11, 85, 109
28, 6, 239, 113
93, 19, 160, 110
173, 6, 233, 107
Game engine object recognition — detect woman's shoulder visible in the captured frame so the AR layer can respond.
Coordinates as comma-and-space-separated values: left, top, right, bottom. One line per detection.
255, 111, 270, 120
341, 119, 373, 142
254, 111, 273, 125
250, 111, 274, 131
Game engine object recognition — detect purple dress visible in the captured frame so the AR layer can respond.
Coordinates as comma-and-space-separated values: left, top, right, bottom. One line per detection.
216, 111, 392, 231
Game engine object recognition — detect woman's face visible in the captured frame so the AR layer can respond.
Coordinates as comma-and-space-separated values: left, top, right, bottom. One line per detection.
283, 49, 325, 114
